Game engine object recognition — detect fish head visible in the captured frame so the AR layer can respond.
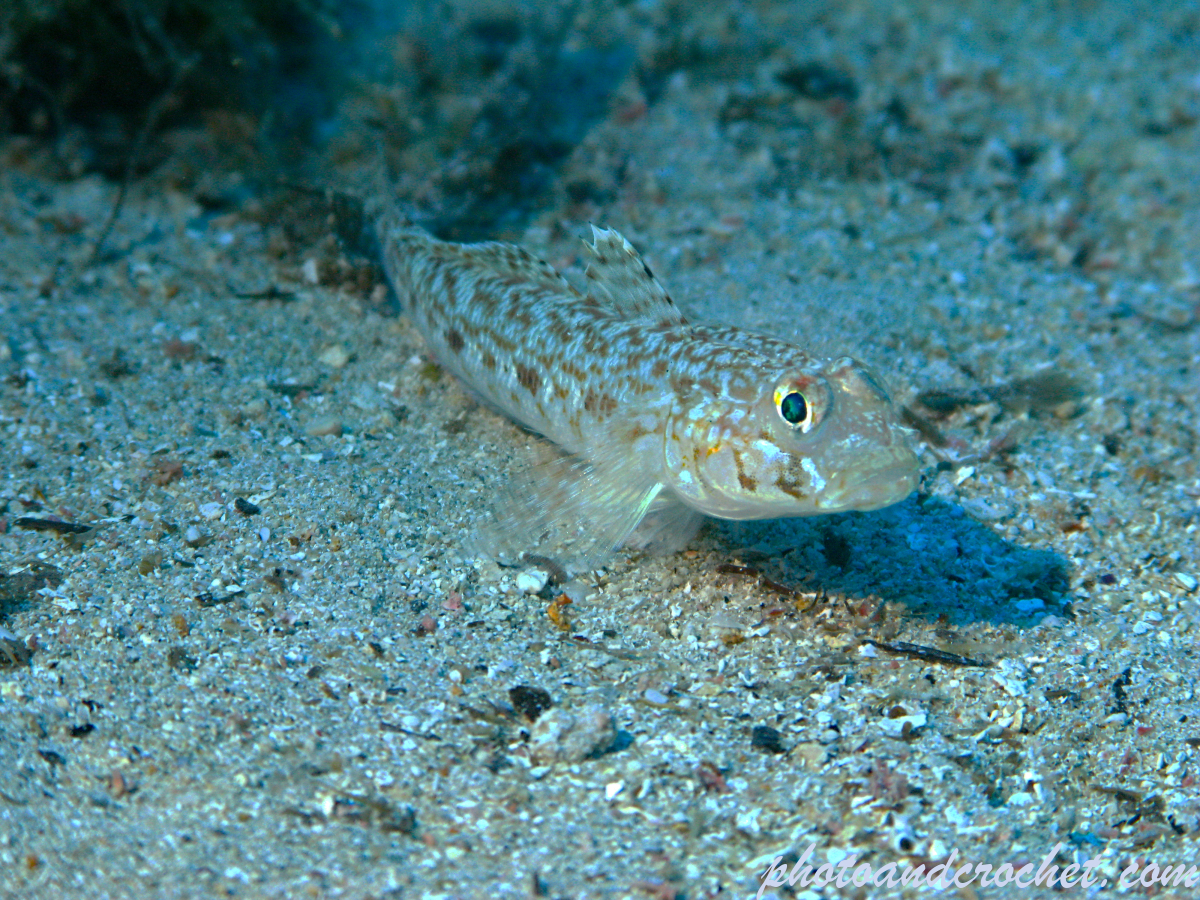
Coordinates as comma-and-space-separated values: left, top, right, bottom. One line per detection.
665, 356, 919, 519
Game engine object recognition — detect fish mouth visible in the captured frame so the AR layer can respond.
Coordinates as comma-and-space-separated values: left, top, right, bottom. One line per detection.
816, 448, 920, 512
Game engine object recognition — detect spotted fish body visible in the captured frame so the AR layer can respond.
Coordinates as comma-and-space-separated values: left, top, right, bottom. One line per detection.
380, 211, 918, 570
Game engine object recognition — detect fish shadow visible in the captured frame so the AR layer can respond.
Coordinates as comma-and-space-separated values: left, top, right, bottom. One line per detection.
707, 494, 1072, 626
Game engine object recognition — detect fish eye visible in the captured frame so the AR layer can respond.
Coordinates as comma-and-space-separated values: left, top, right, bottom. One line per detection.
778, 391, 811, 428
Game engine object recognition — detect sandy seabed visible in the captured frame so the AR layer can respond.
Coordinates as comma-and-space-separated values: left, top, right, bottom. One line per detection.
2, 1, 1199, 897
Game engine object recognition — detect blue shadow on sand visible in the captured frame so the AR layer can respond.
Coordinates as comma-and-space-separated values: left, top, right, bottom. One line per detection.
708, 493, 1071, 626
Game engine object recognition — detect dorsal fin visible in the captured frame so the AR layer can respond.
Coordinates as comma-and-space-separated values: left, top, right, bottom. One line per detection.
583, 227, 686, 325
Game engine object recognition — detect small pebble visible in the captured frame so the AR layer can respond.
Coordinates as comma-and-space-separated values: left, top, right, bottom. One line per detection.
817, 728, 840, 745
234, 497, 261, 516
515, 569, 549, 594
1175, 572, 1197, 592
734, 808, 762, 836
528, 705, 617, 765
242, 398, 269, 418
318, 344, 350, 368
509, 685, 553, 722
305, 416, 343, 437
750, 725, 788, 754
880, 712, 928, 738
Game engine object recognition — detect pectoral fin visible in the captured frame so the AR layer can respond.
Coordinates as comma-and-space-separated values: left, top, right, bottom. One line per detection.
474, 447, 665, 576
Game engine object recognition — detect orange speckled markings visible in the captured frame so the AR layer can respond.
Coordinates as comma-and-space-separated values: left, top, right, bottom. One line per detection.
379, 208, 919, 572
